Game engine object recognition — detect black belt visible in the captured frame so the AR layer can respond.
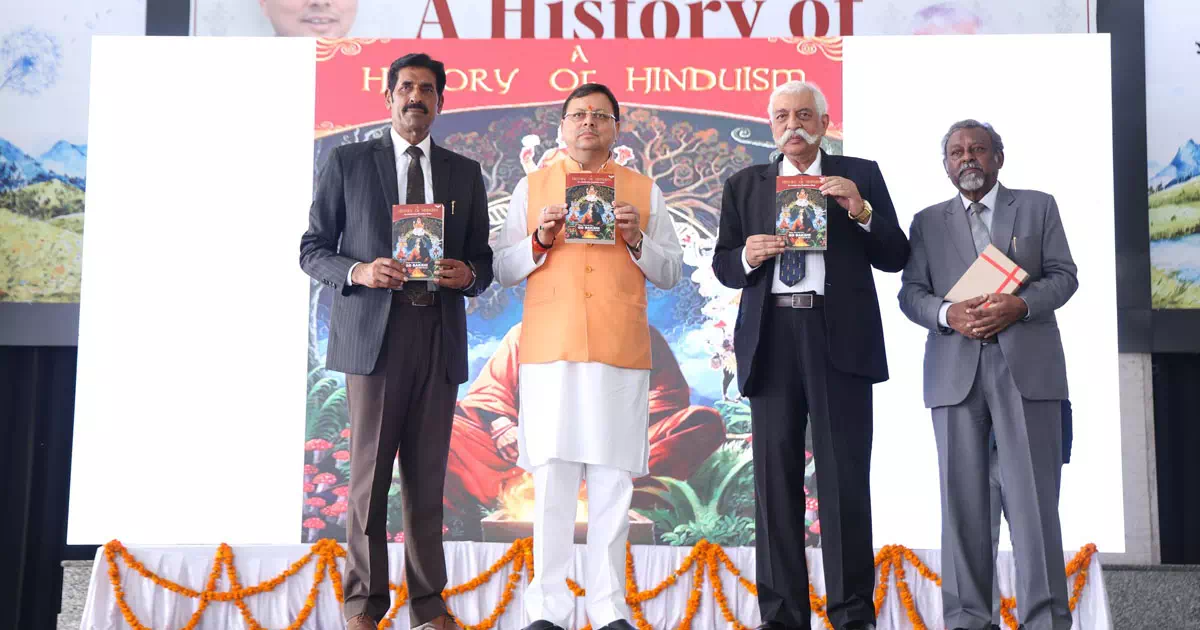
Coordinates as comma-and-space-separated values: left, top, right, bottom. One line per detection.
980, 336, 998, 345
394, 282, 438, 307
772, 293, 824, 309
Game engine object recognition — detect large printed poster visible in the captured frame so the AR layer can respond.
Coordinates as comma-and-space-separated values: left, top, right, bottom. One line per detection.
0, 0, 145, 303
193, 0, 1093, 38
304, 38, 840, 546
1145, 0, 1200, 309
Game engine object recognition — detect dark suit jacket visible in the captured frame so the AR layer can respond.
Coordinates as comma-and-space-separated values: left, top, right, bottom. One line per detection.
299, 133, 494, 382
712, 151, 910, 395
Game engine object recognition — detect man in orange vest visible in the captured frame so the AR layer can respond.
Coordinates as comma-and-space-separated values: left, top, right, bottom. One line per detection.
492, 83, 684, 630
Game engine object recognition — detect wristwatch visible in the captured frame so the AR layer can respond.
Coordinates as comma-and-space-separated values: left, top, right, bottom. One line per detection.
851, 199, 873, 224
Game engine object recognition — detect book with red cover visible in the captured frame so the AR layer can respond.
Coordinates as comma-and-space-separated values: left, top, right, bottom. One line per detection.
564, 172, 616, 245
775, 175, 827, 251
391, 203, 444, 279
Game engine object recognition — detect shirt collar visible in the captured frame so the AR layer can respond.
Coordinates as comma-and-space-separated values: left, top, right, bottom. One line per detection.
960, 181, 1000, 213
391, 127, 432, 162
779, 150, 822, 176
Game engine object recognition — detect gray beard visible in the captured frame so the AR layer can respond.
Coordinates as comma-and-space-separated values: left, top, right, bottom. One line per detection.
959, 170, 986, 192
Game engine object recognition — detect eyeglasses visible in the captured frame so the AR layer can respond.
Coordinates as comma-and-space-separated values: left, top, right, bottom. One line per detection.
563, 111, 616, 124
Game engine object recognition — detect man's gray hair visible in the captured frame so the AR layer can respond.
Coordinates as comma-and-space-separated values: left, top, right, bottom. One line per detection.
767, 81, 828, 119
942, 119, 1004, 160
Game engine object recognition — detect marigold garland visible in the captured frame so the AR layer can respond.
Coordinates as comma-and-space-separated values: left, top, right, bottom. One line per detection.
998, 543, 1097, 630
101, 538, 1100, 629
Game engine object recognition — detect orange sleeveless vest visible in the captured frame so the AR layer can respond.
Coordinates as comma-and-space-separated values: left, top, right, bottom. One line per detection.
519, 158, 653, 370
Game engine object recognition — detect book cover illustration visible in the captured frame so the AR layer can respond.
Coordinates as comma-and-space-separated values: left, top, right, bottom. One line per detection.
391, 204, 445, 279
775, 175, 828, 251
564, 172, 617, 245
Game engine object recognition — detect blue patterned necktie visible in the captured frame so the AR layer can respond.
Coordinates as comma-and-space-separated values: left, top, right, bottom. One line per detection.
778, 249, 805, 286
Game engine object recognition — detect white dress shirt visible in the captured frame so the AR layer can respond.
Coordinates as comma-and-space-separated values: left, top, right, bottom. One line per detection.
740, 151, 872, 295
346, 128, 437, 285
936, 181, 1000, 327
492, 175, 683, 476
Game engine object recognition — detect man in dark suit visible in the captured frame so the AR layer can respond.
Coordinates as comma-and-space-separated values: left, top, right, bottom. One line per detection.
712, 81, 910, 630
299, 52, 493, 630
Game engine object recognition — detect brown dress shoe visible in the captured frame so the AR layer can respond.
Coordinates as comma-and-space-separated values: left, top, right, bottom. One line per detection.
412, 615, 463, 630
346, 613, 377, 630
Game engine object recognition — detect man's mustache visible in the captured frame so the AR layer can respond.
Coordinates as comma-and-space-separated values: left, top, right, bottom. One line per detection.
958, 160, 982, 175
775, 127, 821, 148
402, 103, 429, 114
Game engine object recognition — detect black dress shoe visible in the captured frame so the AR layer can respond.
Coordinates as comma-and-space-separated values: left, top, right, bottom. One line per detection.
755, 623, 791, 630
597, 621, 637, 630
843, 623, 875, 630
522, 621, 564, 630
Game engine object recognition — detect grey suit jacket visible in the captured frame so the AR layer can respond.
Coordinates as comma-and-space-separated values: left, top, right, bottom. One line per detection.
299, 134, 494, 381
898, 185, 1077, 408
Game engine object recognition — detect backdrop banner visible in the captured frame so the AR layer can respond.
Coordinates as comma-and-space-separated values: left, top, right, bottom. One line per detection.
305, 37, 841, 546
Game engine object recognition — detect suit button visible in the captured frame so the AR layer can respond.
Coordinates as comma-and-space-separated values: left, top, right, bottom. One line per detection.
584, 292, 592, 298
585, 266, 593, 273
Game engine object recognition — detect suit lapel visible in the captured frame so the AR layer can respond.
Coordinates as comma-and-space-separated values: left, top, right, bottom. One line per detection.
373, 135, 399, 208
431, 142, 451, 207
989, 184, 1017, 256
755, 159, 779, 237
820, 150, 843, 242
943, 195, 977, 268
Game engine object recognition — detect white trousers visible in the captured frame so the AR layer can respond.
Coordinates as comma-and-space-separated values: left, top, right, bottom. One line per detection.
525, 460, 634, 629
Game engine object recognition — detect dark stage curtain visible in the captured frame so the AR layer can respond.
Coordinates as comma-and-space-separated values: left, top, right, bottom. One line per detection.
0, 347, 80, 629
1152, 353, 1200, 565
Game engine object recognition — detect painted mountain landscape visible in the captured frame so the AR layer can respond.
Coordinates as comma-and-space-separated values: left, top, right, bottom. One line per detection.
1149, 138, 1200, 308
0, 136, 86, 302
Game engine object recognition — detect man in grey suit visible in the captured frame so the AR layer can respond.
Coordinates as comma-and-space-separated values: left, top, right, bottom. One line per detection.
300, 53, 493, 630
898, 119, 1077, 630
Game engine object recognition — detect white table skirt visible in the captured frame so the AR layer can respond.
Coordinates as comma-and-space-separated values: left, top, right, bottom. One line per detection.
81, 542, 1111, 629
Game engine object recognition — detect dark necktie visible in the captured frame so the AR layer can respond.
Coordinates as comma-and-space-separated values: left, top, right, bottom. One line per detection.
778, 249, 805, 287
405, 145, 425, 205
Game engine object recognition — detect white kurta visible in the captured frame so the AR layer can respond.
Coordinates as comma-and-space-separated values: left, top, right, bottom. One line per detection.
493, 176, 684, 476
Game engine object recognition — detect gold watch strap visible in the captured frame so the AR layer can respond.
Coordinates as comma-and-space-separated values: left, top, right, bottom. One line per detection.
852, 200, 873, 224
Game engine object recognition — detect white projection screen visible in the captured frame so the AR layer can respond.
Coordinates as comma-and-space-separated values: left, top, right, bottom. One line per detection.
69, 36, 316, 545
844, 34, 1122, 552
70, 34, 1124, 553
